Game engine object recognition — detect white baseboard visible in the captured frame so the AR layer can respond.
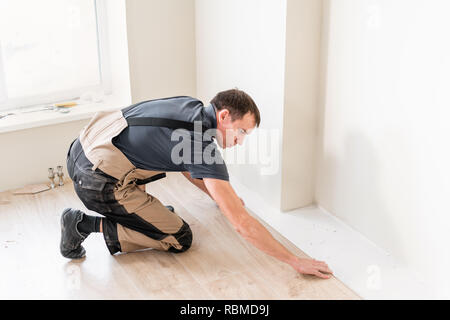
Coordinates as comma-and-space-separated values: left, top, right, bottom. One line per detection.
230, 175, 436, 299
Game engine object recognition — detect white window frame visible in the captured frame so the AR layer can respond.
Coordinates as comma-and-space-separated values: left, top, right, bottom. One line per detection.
0, 0, 112, 111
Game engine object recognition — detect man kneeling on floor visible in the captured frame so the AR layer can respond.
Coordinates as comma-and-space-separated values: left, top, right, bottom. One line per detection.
60, 89, 333, 279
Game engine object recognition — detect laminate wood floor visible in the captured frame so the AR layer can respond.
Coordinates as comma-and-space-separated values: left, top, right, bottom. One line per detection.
0, 173, 360, 299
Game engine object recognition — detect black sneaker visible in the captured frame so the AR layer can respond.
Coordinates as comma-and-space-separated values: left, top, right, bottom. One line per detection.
60, 208, 88, 259
165, 205, 174, 212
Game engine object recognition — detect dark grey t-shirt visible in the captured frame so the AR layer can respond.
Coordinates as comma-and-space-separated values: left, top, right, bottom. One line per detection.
112, 96, 229, 181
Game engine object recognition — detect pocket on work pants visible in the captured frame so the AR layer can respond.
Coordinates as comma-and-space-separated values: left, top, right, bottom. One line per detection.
73, 166, 113, 214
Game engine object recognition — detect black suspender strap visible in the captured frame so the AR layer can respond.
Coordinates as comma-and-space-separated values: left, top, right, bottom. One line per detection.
135, 172, 167, 185
126, 117, 209, 132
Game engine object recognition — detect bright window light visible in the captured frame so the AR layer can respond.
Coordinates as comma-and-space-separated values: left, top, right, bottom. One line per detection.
0, 0, 109, 110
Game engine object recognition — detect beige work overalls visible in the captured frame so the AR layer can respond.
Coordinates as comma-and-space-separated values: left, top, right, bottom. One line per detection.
74, 109, 192, 254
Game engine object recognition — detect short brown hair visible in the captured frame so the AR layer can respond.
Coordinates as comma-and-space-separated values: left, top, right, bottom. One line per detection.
211, 89, 261, 127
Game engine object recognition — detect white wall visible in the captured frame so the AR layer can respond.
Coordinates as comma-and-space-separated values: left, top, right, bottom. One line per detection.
196, 0, 287, 210
0, 120, 89, 191
281, 0, 322, 210
316, 0, 450, 298
126, 0, 196, 101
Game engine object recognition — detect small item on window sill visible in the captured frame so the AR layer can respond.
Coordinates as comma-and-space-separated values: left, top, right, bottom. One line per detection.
58, 108, 71, 114
0, 113, 15, 119
19, 101, 78, 114
55, 101, 77, 113
21, 105, 54, 113
54, 101, 77, 108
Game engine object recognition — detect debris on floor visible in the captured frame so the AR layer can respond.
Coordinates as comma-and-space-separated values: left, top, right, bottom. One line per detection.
13, 184, 50, 195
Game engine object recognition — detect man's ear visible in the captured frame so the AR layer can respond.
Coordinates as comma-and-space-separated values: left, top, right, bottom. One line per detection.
218, 108, 230, 122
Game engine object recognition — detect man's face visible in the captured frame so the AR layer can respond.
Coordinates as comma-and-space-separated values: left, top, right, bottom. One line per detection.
215, 109, 256, 149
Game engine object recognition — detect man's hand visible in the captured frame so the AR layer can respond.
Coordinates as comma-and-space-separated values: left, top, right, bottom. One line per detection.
239, 197, 245, 207
289, 257, 333, 279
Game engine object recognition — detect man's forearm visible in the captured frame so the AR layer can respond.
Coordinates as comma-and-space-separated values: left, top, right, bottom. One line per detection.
190, 178, 212, 198
221, 198, 297, 266
240, 215, 298, 265
182, 172, 212, 198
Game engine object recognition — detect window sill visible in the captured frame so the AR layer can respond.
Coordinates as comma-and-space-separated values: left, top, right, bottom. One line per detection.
0, 96, 129, 134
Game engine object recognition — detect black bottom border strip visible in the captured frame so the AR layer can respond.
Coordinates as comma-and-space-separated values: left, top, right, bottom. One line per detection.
0, 300, 447, 318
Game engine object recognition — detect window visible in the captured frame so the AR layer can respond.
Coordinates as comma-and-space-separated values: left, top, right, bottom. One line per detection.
0, 0, 110, 111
